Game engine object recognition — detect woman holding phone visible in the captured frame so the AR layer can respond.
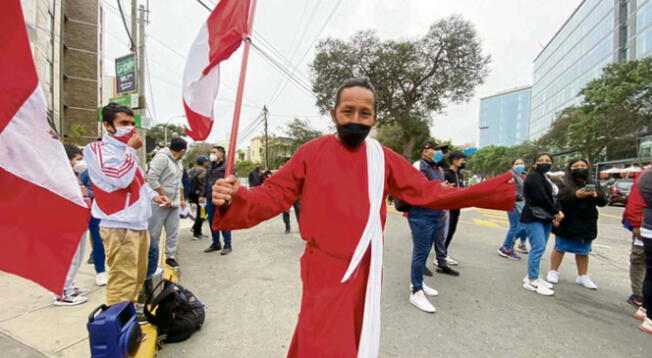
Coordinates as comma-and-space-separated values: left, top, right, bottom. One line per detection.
546, 159, 607, 289
520, 153, 563, 296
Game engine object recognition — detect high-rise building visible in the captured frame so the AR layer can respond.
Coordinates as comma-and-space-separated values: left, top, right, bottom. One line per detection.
530, 0, 651, 140
478, 86, 531, 148
22, 0, 101, 144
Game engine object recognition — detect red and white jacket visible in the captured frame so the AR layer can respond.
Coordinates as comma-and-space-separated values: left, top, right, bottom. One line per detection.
84, 134, 156, 230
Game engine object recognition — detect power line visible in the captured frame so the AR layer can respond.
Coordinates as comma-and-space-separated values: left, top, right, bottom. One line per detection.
268, 0, 343, 106
194, 0, 212, 12
144, 48, 158, 124
250, 41, 315, 98
115, 0, 136, 50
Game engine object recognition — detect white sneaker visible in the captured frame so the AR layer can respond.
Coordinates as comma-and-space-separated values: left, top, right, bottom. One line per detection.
95, 272, 108, 286
634, 307, 647, 321
445, 256, 459, 266
409, 290, 436, 313
523, 276, 553, 290
576, 275, 598, 290
54, 295, 88, 306
641, 317, 652, 335
522, 279, 554, 296
546, 270, 559, 284
410, 283, 439, 296
422, 282, 439, 296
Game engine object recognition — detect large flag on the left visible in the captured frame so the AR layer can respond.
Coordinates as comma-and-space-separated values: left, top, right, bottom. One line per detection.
0, 0, 90, 293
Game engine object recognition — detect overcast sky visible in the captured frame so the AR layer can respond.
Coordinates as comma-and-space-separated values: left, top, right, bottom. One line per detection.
102, 0, 581, 148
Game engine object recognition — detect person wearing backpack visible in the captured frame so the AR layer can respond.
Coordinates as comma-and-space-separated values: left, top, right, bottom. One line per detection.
188, 156, 209, 239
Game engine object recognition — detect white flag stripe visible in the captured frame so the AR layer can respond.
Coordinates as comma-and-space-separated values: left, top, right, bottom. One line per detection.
0, 86, 86, 207
182, 23, 221, 119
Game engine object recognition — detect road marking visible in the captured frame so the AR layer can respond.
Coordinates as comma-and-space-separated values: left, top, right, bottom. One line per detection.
599, 213, 621, 220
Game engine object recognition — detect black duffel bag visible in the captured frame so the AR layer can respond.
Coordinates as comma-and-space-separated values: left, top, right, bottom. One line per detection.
144, 280, 206, 343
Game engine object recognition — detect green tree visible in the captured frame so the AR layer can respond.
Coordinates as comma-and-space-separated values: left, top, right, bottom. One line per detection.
286, 118, 322, 151
148, 123, 185, 148
469, 145, 509, 177
183, 142, 213, 168
310, 16, 490, 157
235, 160, 255, 178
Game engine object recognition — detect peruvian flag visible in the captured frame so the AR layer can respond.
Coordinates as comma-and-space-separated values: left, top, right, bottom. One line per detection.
182, 0, 252, 140
0, 1, 90, 293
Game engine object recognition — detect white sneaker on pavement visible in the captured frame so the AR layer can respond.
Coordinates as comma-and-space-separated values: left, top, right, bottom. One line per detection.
522, 279, 554, 296
410, 283, 439, 296
523, 276, 553, 290
634, 307, 647, 321
576, 275, 598, 290
95, 272, 108, 286
641, 317, 652, 335
53, 294, 88, 306
546, 270, 559, 284
445, 256, 459, 266
409, 290, 436, 313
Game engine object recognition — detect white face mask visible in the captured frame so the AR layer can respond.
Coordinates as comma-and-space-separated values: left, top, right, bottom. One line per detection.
115, 125, 135, 137
74, 160, 87, 174
209, 154, 218, 162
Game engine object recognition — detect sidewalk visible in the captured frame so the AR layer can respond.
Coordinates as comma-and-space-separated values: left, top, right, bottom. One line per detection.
0, 218, 196, 357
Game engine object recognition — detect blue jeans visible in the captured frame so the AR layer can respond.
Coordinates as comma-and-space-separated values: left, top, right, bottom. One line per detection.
207, 200, 231, 246
501, 209, 527, 250
523, 221, 552, 280
89, 217, 105, 273
408, 212, 445, 293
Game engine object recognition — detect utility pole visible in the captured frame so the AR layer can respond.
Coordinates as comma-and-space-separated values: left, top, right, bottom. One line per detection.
131, 0, 147, 167
263, 105, 269, 170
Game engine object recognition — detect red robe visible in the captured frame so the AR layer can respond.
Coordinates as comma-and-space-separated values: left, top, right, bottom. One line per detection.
214, 135, 514, 357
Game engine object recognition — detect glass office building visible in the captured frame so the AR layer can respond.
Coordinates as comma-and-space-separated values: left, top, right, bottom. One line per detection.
479, 86, 531, 148
530, 0, 651, 140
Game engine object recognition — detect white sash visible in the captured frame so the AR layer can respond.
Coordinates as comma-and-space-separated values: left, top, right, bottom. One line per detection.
341, 138, 385, 358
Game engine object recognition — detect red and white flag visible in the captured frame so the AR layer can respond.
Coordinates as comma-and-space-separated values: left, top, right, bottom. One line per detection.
182, 0, 252, 140
0, 1, 90, 293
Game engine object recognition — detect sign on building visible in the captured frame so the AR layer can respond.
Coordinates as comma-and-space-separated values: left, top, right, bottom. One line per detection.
115, 54, 137, 94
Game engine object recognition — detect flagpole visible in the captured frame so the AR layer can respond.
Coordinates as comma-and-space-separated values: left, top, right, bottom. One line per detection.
225, 0, 258, 177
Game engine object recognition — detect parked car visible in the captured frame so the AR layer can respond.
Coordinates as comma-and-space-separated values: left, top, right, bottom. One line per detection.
608, 179, 633, 206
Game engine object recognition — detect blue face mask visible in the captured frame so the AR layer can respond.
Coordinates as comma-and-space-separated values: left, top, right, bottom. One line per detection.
513, 165, 526, 174
433, 150, 444, 163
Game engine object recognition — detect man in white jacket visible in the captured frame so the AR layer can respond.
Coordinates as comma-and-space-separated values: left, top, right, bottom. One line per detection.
84, 103, 168, 305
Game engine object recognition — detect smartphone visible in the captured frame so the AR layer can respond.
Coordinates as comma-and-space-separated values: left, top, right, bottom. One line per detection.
584, 184, 596, 192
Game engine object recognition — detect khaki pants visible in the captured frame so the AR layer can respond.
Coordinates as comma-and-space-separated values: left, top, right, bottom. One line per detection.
631, 243, 646, 298
101, 228, 149, 305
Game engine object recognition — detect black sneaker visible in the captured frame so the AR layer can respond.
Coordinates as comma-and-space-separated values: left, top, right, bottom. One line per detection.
221, 244, 232, 256
423, 266, 433, 277
192, 233, 207, 241
285, 227, 291, 234
87, 255, 94, 265
204, 243, 222, 253
165, 258, 179, 268
627, 294, 643, 307
436, 265, 460, 276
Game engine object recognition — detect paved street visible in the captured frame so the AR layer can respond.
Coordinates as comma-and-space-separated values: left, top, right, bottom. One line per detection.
158, 205, 652, 357
2, 205, 651, 357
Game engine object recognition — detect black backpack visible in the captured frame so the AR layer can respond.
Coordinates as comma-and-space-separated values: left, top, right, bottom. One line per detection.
188, 175, 203, 203
144, 280, 206, 343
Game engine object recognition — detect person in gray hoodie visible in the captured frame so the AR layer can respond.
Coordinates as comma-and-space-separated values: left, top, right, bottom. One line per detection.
146, 137, 187, 273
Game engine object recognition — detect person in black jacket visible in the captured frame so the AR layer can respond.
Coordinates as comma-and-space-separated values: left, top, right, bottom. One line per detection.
635, 168, 652, 334
443, 151, 466, 265
201, 145, 233, 255
520, 153, 564, 296
545, 159, 606, 290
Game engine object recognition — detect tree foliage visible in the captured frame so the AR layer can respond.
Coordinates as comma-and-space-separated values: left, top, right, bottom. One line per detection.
285, 118, 323, 152
148, 123, 185, 148
235, 160, 255, 178
310, 16, 490, 157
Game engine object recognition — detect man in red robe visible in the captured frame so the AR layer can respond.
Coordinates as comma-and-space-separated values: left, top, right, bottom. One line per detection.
212, 78, 515, 357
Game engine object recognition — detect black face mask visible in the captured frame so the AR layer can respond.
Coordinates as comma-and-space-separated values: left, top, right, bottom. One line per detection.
535, 163, 552, 174
336, 123, 371, 148
571, 168, 589, 180
458, 163, 466, 170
